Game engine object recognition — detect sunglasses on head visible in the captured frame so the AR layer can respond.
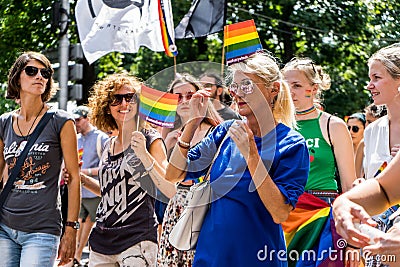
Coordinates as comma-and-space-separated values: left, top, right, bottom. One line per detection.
23, 66, 52, 79
229, 79, 255, 97
175, 92, 195, 103
109, 93, 138, 106
347, 125, 360, 133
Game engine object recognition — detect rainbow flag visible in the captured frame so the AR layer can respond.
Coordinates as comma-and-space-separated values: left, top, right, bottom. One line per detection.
158, 0, 178, 57
282, 193, 344, 267
374, 161, 387, 177
139, 85, 179, 128
224, 19, 263, 65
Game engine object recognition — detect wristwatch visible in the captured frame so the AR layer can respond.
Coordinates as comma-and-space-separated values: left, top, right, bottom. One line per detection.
65, 221, 80, 230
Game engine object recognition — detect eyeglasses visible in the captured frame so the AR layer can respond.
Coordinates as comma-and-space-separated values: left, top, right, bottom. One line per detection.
229, 79, 255, 96
109, 93, 138, 106
175, 92, 195, 103
347, 125, 360, 133
23, 66, 52, 79
202, 83, 216, 89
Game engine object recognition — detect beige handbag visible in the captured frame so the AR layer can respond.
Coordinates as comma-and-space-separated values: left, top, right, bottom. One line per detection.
168, 134, 228, 251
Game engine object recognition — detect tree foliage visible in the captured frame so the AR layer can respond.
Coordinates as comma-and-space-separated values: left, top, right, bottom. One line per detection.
0, 0, 399, 117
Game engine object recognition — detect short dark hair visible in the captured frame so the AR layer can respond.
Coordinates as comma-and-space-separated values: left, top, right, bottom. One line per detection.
7, 51, 57, 102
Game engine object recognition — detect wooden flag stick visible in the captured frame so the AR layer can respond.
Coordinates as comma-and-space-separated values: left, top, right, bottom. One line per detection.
174, 56, 177, 77
221, 45, 225, 77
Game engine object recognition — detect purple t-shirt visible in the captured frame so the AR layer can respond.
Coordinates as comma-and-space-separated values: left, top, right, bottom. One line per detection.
0, 109, 73, 236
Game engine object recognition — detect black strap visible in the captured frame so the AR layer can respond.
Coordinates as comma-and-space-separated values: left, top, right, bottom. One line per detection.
327, 115, 342, 193
0, 111, 55, 208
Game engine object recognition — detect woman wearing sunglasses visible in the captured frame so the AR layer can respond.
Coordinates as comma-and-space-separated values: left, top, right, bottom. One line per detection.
73, 73, 175, 266
157, 74, 222, 266
165, 52, 309, 266
0, 51, 81, 266
282, 58, 357, 266
346, 112, 366, 155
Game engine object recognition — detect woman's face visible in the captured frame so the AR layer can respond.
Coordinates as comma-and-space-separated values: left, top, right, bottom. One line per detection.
346, 118, 365, 146
284, 69, 316, 110
109, 84, 138, 125
173, 82, 196, 119
19, 59, 49, 98
367, 60, 400, 106
230, 71, 276, 120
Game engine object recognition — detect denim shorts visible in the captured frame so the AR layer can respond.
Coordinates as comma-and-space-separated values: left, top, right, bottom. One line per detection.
0, 223, 60, 267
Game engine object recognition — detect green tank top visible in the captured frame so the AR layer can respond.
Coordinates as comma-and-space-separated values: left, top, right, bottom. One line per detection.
298, 113, 338, 190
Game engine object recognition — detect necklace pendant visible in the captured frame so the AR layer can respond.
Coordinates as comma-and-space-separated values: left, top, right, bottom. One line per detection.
15, 140, 27, 157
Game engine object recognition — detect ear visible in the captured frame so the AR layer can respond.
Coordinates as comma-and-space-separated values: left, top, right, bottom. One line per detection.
216, 86, 223, 96
270, 81, 281, 97
311, 83, 319, 94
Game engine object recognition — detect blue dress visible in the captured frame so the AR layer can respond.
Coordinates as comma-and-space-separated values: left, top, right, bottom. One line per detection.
185, 120, 309, 266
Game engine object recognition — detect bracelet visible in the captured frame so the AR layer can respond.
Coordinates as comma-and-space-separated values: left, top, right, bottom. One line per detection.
177, 138, 190, 149
87, 168, 92, 176
145, 160, 155, 172
346, 243, 359, 249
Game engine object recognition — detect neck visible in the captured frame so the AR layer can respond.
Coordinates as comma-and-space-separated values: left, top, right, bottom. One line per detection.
246, 116, 276, 137
19, 101, 45, 120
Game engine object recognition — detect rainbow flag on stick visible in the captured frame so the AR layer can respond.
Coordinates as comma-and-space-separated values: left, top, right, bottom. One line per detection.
139, 85, 179, 128
224, 19, 263, 65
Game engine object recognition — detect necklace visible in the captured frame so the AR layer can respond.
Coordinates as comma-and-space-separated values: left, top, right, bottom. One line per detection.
296, 105, 317, 116
16, 104, 45, 140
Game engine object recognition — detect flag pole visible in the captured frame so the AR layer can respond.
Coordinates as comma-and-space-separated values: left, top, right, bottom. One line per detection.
137, 115, 140, 131
221, 44, 225, 77
173, 56, 177, 77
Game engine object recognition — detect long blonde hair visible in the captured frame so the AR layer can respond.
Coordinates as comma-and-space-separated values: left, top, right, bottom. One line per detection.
229, 51, 296, 129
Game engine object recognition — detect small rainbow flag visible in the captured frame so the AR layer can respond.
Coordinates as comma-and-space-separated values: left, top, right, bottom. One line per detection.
374, 161, 388, 177
224, 19, 263, 65
158, 0, 178, 57
139, 85, 179, 128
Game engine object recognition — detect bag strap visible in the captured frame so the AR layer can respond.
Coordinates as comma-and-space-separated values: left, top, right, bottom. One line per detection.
0, 111, 55, 208
204, 131, 229, 181
327, 115, 342, 193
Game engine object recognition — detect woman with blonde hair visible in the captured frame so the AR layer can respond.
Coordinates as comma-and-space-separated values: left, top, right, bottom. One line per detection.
73, 73, 175, 266
282, 57, 356, 266
164, 52, 309, 266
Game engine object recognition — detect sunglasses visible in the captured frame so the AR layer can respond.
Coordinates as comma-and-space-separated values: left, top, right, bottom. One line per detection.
23, 66, 52, 79
175, 92, 195, 103
229, 79, 255, 96
347, 125, 360, 133
109, 93, 138, 106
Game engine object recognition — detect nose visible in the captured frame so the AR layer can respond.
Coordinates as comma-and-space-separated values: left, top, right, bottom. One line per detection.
366, 80, 374, 90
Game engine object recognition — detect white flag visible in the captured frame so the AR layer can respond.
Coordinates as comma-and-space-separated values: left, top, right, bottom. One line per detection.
75, 0, 176, 64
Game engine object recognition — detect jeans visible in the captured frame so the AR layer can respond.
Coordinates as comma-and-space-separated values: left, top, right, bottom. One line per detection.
0, 223, 60, 267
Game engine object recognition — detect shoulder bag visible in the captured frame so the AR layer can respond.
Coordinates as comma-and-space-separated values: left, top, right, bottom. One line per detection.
0, 111, 54, 211
169, 133, 228, 251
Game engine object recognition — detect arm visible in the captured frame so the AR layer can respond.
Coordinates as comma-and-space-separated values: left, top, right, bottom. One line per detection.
326, 116, 357, 192
131, 132, 176, 198
58, 120, 81, 265
354, 140, 365, 178
229, 121, 293, 223
165, 91, 209, 183
333, 153, 400, 247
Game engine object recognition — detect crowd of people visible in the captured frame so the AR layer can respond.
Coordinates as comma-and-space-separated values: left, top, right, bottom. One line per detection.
0, 43, 399, 267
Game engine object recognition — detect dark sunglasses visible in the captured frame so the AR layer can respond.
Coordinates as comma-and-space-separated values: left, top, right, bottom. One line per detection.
175, 92, 195, 103
23, 66, 52, 79
229, 79, 255, 97
109, 93, 138, 106
347, 125, 360, 133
